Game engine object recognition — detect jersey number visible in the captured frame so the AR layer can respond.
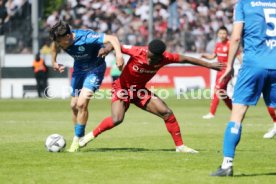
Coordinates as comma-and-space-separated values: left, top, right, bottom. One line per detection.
264, 8, 276, 37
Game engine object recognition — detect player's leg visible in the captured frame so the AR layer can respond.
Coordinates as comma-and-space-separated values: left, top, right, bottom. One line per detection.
70, 96, 78, 125
211, 66, 266, 176
79, 99, 127, 147
67, 88, 93, 152
94, 100, 127, 135
220, 76, 232, 110
203, 88, 219, 119
79, 81, 129, 148
264, 106, 276, 138
76, 88, 93, 132
136, 92, 198, 153
68, 69, 104, 152
67, 73, 84, 152
263, 70, 276, 139
203, 73, 221, 119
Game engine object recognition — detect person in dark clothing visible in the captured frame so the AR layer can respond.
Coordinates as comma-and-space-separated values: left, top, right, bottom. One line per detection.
32, 53, 48, 98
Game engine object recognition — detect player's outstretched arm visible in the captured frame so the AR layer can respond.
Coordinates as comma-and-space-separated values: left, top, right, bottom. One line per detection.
103, 35, 124, 70
98, 43, 114, 58
201, 53, 216, 60
50, 42, 65, 73
178, 54, 224, 71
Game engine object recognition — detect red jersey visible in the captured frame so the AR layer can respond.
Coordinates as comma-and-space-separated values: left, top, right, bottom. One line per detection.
118, 45, 180, 89
214, 40, 230, 63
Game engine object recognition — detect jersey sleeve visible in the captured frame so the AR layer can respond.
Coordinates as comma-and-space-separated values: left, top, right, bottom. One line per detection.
85, 30, 105, 45
121, 45, 140, 55
233, 0, 244, 23
163, 51, 180, 64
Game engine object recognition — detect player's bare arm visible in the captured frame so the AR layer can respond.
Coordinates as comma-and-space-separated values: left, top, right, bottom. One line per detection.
103, 35, 124, 70
98, 43, 113, 58
219, 23, 243, 83
178, 54, 224, 71
201, 53, 217, 60
50, 42, 65, 73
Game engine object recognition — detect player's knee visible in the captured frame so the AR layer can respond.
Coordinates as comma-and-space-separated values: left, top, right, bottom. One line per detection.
161, 109, 173, 119
70, 102, 78, 111
76, 102, 88, 111
112, 116, 124, 126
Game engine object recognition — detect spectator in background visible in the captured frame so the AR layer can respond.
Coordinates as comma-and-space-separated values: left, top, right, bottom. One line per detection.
40, 41, 52, 55
32, 53, 48, 98
46, 10, 59, 27
3, 0, 237, 54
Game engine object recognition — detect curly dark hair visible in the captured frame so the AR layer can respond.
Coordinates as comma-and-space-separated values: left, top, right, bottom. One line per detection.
148, 39, 166, 55
49, 21, 71, 41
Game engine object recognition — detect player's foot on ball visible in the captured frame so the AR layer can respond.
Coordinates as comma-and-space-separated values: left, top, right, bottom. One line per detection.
176, 145, 199, 153
202, 113, 215, 119
211, 166, 233, 177
263, 127, 276, 139
67, 137, 80, 152
79, 132, 95, 148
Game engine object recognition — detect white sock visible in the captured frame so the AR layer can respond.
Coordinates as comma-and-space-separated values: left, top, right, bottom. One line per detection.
86, 132, 95, 140
273, 123, 276, 129
221, 157, 233, 169
73, 136, 80, 142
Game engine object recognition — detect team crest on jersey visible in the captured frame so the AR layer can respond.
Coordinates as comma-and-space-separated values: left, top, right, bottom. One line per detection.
223, 46, 228, 52
78, 46, 85, 52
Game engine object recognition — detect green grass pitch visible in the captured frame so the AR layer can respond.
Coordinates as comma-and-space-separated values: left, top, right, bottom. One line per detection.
0, 97, 276, 183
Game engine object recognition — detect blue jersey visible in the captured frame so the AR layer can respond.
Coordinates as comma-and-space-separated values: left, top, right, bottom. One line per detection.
64, 29, 105, 74
234, 0, 276, 69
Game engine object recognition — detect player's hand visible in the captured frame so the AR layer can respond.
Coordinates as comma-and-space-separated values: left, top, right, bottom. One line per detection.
52, 63, 65, 73
219, 67, 233, 84
116, 56, 124, 71
98, 48, 109, 58
208, 62, 225, 71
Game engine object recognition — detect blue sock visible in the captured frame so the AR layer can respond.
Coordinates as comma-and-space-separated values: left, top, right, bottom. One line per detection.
223, 121, 242, 158
74, 123, 86, 137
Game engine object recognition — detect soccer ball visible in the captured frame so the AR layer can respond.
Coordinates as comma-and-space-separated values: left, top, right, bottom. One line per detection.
45, 134, 66, 152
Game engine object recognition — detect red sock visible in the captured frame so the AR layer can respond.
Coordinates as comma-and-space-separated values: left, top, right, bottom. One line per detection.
223, 96, 232, 110
210, 93, 219, 115
93, 117, 115, 137
164, 114, 183, 146
267, 107, 276, 122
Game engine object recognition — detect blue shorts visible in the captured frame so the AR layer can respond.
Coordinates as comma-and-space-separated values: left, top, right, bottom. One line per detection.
71, 64, 106, 97
233, 65, 276, 107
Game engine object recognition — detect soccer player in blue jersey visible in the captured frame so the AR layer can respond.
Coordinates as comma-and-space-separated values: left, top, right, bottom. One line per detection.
49, 21, 124, 152
211, 0, 276, 176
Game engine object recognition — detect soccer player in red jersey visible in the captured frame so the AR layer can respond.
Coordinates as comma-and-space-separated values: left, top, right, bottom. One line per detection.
202, 26, 242, 119
79, 39, 223, 153
264, 107, 276, 138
